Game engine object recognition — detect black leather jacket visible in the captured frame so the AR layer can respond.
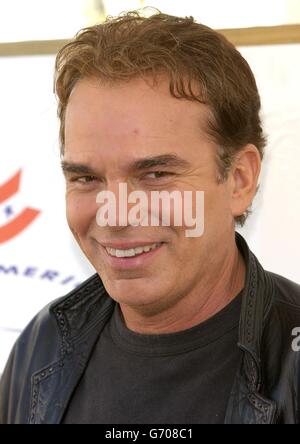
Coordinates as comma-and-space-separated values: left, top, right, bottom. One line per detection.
0, 233, 300, 424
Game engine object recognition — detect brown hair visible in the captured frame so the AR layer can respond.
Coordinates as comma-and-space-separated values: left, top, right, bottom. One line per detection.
54, 8, 266, 225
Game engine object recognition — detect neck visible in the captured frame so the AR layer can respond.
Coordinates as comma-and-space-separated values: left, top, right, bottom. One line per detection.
119, 238, 246, 335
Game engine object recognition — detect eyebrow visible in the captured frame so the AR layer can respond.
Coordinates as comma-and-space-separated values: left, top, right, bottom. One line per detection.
61, 161, 96, 176
129, 154, 191, 171
61, 154, 191, 176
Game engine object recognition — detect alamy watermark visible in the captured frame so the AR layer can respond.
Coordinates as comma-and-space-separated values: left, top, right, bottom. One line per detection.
291, 327, 300, 352
95, 183, 204, 237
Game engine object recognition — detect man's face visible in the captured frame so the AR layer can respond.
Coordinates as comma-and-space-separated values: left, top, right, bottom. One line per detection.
63, 76, 235, 314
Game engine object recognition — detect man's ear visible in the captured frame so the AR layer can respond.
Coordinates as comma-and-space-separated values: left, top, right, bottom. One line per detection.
230, 144, 261, 218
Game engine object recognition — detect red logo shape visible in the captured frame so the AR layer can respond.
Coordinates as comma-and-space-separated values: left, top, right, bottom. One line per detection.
0, 170, 40, 244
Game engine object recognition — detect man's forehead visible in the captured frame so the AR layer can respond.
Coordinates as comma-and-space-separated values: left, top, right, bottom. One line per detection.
64, 76, 215, 164
66, 75, 209, 120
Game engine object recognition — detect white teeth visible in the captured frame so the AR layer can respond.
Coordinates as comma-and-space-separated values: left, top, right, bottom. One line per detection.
124, 249, 135, 257
105, 243, 162, 257
134, 247, 144, 254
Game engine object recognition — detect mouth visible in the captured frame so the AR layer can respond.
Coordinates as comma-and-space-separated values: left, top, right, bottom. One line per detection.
99, 241, 165, 269
105, 242, 162, 258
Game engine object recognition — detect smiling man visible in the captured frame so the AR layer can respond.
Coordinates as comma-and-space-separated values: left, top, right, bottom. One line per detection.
61, 74, 247, 331
1, 10, 300, 424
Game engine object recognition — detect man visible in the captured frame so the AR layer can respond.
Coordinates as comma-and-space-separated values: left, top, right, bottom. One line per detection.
0, 10, 299, 424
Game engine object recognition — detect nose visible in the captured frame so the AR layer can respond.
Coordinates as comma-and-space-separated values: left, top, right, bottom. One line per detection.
96, 179, 143, 229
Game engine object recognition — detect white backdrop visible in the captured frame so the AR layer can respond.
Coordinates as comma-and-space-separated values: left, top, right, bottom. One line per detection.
0, 44, 300, 373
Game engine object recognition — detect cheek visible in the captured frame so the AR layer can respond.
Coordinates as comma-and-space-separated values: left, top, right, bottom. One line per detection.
66, 192, 97, 237
204, 184, 233, 230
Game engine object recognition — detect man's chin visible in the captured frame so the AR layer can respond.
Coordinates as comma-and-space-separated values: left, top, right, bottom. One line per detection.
100, 277, 163, 310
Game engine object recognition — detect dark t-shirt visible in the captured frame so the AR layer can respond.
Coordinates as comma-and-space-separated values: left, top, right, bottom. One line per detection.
62, 291, 243, 424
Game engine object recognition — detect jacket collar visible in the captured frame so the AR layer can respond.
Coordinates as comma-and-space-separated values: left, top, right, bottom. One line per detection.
50, 273, 114, 357
223, 233, 278, 424
235, 232, 274, 391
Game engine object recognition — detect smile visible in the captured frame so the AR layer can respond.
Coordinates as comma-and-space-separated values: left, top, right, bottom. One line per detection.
105, 242, 162, 258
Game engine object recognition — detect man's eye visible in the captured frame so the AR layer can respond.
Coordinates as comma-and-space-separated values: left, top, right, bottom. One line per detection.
71, 176, 97, 183
143, 171, 174, 179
